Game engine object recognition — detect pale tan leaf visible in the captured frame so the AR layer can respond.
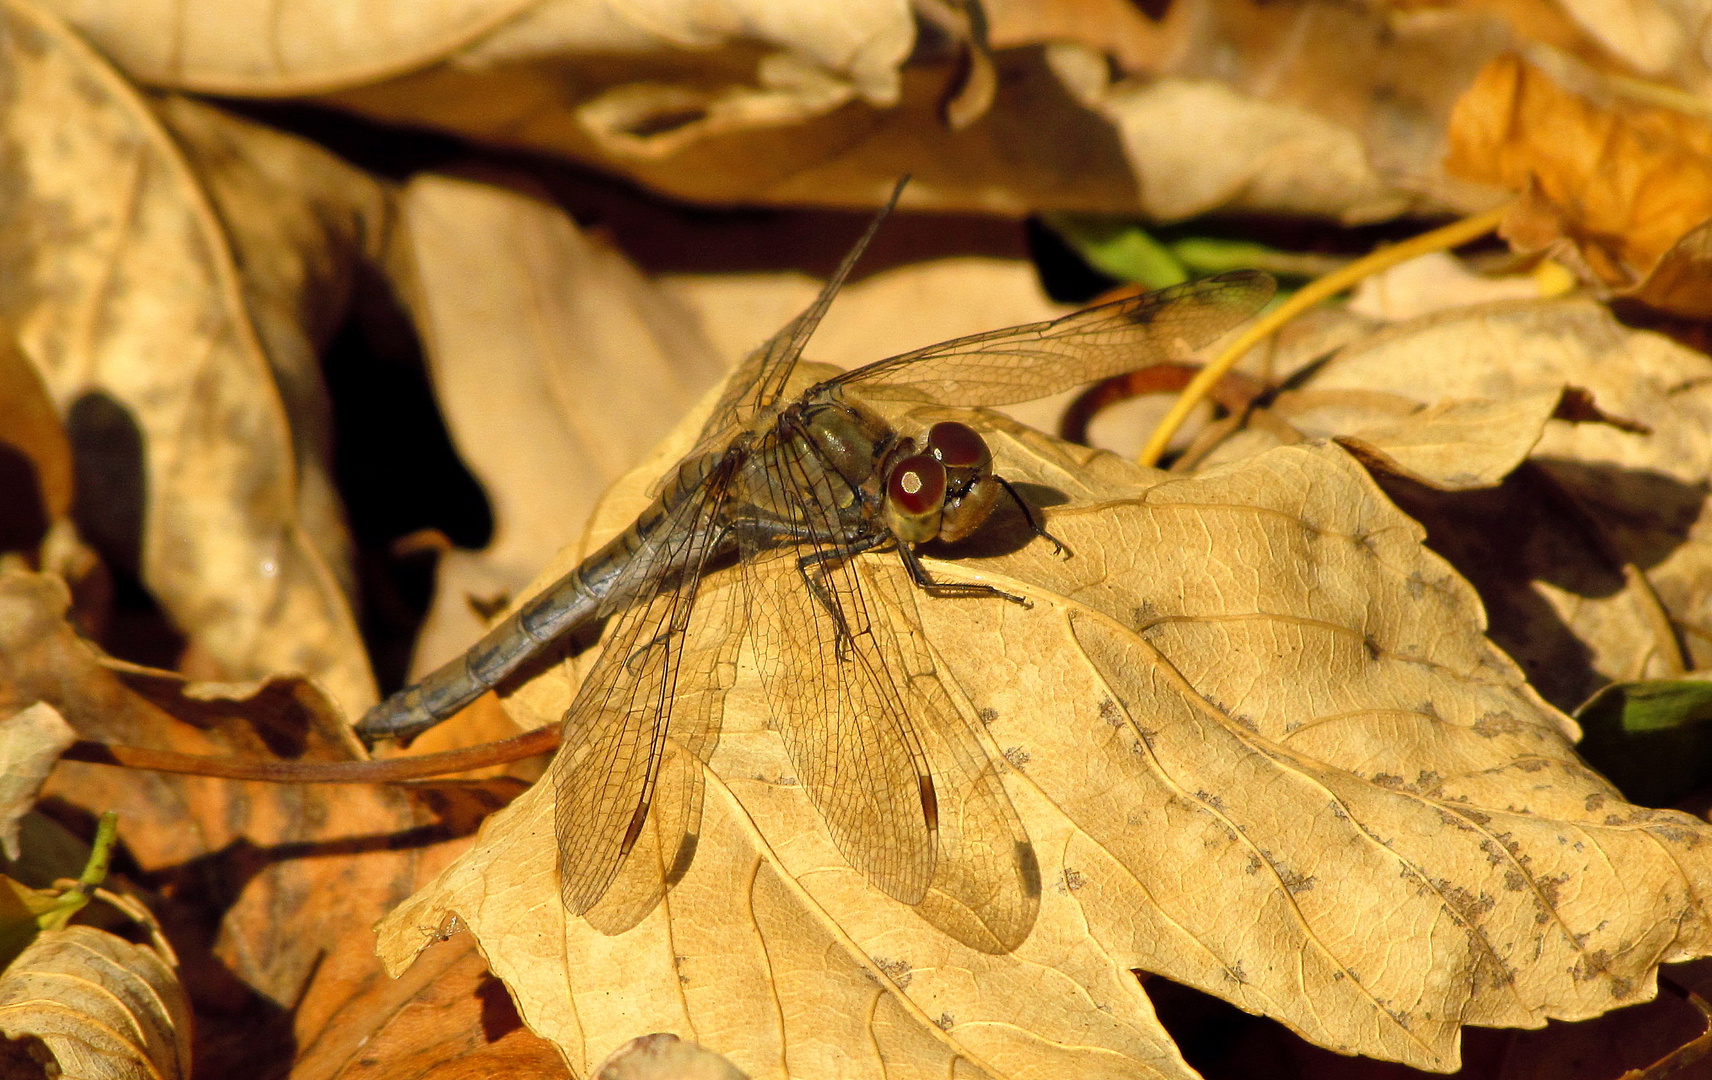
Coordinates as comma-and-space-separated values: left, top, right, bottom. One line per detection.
594, 1034, 749, 1080
0, 1, 377, 714
0, 925, 191, 1080
378, 368, 1712, 1074
0, 703, 74, 862
1282, 389, 1561, 490
397, 175, 728, 682
1347, 252, 1555, 323
1294, 298, 1712, 703
34, 0, 538, 95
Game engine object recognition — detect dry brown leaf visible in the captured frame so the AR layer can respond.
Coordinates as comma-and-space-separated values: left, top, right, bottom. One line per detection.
0, 568, 487, 1076
1446, 53, 1712, 316
0, 924, 191, 1080
396, 174, 727, 686
377, 370, 1712, 1075
1270, 298, 1712, 709
0, 702, 74, 863
0, 332, 72, 549
0, 0, 379, 714
291, 931, 571, 1080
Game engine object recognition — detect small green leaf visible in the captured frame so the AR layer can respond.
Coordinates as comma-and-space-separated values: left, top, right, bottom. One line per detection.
1574, 679, 1712, 806
1041, 213, 1187, 289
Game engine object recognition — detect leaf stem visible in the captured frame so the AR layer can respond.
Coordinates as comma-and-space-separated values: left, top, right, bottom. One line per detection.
1136, 203, 1514, 467
76, 810, 118, 892
60, 725, 562, 783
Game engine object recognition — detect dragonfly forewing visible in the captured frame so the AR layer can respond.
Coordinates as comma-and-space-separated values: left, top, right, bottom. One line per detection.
552, 455, 740, 922
819, 269, 1275, 406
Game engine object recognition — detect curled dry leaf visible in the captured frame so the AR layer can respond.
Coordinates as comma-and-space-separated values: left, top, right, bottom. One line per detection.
0, 567, 488, 1075
397, 174, 727, 685
290, 932, 570, 1080
0, 702, 74, 862
0, 924, 191, 1080
377, 374, 1712, 1075
1255, 298, 1712, 710
1446, 53, 1712, 316
304, 0, 1512, 219
0, 0, 379, 714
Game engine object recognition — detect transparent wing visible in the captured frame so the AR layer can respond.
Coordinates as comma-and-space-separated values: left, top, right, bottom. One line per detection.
818, 269, 1275, 406
851, 553, 1041, 953
739, 429, 939, 905
551, 457, 739, 923
686, 179, 909, 460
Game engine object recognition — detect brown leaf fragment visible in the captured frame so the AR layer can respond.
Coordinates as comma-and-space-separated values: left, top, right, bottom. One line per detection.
291, 931, 569, 1080
1445, 53, 1712, 316
0, 0, 376, 713
0, 702, 74, 861
0, 567, 481, 1077
0, 925, 191, 1080
0, 332, 72, 550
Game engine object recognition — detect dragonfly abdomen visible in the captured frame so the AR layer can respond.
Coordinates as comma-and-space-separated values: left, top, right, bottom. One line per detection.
354, 450, 727, 744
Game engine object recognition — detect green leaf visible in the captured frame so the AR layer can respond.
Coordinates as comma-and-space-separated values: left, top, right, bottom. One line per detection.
1040, 213, 1187, 289
1574, 679, 1712, 806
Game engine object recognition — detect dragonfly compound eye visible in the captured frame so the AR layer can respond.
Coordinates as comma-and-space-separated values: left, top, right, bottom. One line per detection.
927, 421, 991, 472
885, 454, 947, 543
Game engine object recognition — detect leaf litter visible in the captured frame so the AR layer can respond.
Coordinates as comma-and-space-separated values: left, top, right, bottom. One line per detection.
5, 0, 1712, 1077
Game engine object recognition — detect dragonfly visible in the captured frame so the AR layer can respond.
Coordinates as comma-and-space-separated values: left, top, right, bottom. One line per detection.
356, 182, 1274, 951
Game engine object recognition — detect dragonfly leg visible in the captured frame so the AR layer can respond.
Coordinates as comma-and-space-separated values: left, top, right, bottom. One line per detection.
794, 533, 891, 660
899, 544, 1030, 608
997, 476, 1071, 559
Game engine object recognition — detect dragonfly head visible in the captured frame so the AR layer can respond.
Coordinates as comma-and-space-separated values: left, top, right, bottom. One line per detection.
885, 421, 1002, 545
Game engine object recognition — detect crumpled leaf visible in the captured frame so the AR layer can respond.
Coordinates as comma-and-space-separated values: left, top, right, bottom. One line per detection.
289, 931, 570, 1080
0, 702, 74, 862
0, 567, 488, 1076
377, 370, 1712, 1074
395, 174, 727, 692
0, 925, 191, 1080
1245, 298, 1712, 711
1446, 53, 1712, 316
0, 0, 379, 714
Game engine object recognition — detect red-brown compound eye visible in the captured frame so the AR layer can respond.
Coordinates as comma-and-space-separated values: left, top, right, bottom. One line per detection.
927, 421, 989, 471
886, 454, 947, 516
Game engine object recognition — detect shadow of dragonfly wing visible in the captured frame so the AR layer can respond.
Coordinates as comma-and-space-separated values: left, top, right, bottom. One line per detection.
552, 457, 740, 922
821, 269, 1276, 406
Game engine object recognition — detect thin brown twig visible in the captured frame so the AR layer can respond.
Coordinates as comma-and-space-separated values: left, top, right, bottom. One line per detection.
60, 725, 562, 783
1620, 975, 1712, 1080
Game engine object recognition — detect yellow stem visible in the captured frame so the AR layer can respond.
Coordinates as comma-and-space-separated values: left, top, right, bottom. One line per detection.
1136, 203, 1514, 467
